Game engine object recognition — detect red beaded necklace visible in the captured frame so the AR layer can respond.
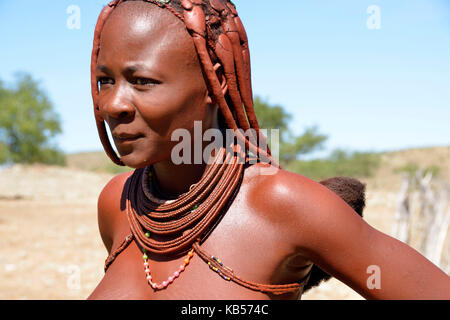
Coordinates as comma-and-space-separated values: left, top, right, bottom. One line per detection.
126, 144, 245, 290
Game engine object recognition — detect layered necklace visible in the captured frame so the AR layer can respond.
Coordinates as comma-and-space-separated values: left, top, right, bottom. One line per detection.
125, 144, 246, 290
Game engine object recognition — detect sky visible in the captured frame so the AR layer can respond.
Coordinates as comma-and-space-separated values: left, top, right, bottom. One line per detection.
0, 0, 449, 159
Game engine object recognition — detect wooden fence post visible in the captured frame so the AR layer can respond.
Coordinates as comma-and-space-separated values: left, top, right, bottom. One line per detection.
393, 170, 449, 273
393, 173, 411, 244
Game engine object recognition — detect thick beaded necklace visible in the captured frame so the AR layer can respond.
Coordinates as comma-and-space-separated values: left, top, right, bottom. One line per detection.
125, 144, 245, 290
140, 173, 198, 290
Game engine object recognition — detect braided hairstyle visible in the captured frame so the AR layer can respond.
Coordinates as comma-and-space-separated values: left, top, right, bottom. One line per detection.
91, 0, 274, 167
91, 0, 367, 294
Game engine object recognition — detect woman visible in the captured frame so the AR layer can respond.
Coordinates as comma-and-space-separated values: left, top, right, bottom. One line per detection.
87, 0, 450, 300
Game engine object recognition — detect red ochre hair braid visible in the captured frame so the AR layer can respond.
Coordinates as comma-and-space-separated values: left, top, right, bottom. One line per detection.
91, 0, 277, 168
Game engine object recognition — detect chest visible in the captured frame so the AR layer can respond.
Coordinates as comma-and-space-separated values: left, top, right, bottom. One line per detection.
90, 183, 311, 299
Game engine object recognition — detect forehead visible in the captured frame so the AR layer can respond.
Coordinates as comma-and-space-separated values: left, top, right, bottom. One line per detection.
98, 1, 198, 71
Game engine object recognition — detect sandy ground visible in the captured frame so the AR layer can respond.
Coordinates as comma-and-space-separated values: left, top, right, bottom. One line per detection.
0, 165, 111, 300
0, 155, 448, 299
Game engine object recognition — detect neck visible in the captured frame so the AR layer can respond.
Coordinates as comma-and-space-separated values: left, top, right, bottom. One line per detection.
152, 161, 207, 198
151, 112, 222, 198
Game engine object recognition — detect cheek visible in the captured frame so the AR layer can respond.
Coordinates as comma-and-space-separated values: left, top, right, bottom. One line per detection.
135, 83, 208, 137
119, 84, 209, 168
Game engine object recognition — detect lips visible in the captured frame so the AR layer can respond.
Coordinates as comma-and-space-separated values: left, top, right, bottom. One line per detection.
112, 132, 144, 143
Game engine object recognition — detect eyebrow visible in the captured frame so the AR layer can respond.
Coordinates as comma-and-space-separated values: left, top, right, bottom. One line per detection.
96, 65, 110, 73
96, 63, 153, 74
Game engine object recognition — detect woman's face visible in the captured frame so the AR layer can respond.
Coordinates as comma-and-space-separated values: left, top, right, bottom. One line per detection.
95, 1, 216, 168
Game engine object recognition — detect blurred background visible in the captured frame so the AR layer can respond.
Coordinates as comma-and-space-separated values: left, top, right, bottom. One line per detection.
0, 0, 449, 299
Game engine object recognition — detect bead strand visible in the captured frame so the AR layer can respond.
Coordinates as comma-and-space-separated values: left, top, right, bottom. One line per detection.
207, 255, 233, 281
143, 248, 195, 290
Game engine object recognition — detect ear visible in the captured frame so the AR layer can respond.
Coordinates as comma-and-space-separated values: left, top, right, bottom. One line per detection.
214, 62, 228, 96
205, 93, 214, 105
205, 63, 228, 105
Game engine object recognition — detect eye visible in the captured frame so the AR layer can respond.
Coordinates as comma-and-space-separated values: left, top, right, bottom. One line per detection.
97, 77, 114, 89
131, 77, 159, 87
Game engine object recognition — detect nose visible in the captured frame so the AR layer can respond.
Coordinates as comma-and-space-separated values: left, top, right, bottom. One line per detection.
100, 86, 135, 121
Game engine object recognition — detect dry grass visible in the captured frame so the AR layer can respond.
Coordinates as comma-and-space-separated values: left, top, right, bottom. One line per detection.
363, 146, 450, 191
0, 146, 448, 299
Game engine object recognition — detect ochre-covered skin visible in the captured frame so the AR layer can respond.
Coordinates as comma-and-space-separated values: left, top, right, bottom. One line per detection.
88, 0, 450, 300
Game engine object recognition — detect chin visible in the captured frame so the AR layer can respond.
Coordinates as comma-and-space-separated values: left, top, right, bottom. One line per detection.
119, 154, 151, 169
118, 149, 166, 169
115, 140, 174, 169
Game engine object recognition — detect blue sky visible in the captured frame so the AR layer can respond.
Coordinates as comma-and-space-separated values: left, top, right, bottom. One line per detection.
1, 0, 449, 159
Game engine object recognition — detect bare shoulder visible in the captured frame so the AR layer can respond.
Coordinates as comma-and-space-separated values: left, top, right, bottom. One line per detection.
242, 163, 366, 248
98, 170, 134, 209
243, 163, 348, 217
244, 162, 335, 199
97, 170, 134, 253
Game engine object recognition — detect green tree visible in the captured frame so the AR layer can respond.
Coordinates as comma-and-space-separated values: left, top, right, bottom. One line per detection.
253, 96, 328, 167
253, 97, 381, 179
0, 73, 65, 165
285, 149, 381, 181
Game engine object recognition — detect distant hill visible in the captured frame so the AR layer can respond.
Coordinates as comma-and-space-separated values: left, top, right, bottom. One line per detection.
66, 146, 450, 190
66, 151, 131, 174
364, 146, 450, 191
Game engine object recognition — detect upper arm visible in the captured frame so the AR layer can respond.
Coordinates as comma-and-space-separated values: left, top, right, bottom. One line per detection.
274, 171, 450, 299
97, 171, 133, 254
